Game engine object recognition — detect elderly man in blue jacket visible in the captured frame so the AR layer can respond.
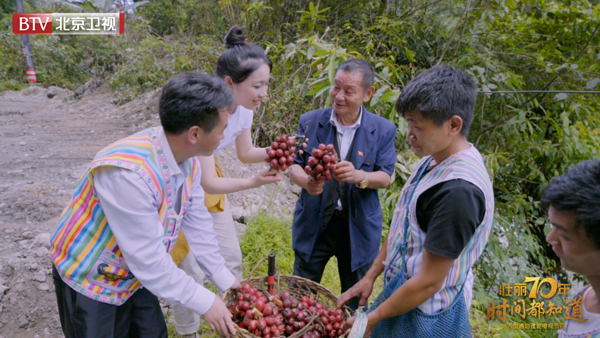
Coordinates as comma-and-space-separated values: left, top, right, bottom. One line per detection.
289, 58, 397, 309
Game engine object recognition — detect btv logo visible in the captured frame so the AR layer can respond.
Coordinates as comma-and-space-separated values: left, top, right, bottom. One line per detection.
13, 13, 52, 34
13, 13, 124, 35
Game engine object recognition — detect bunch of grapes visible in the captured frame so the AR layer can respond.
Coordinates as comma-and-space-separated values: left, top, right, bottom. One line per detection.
265, 135, 296, 172
229, 285, 348, 338
230, 284, 311, 337
298, 297, 346, 338
304, 144, 338, 181
312, 308, 346, 338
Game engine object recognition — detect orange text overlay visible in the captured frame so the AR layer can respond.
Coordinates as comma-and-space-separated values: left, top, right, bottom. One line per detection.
486, 277, 588, 323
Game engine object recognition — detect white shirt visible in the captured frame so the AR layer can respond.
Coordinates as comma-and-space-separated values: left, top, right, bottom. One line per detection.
561, 286, 600, 337
330, 107, 363, 209
214, 105, 254, 155
329, 106, 363, 161
93, 128, 235, 315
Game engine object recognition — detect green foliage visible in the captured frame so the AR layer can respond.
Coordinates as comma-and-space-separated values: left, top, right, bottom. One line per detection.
0, 1, 127, 90
455, 1, 600, 291
469, 307, 515, 338
0, 0, 36, 20
239, 210, 341, 294
295, 2, 330, 35
0, 30, 124, 90
138, 0, 229, 37
52, 0, 149, 13
218, 0, 385, 44
108, 30, 222, 103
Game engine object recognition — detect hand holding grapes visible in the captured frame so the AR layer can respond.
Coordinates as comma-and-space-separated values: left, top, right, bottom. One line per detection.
306, 176, 325, 196
304, 144, 338, 181
253, 169, 283, 187
204, 295, 237, 338
334, 161, 363, 184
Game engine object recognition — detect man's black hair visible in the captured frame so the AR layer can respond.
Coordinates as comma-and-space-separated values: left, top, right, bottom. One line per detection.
159, 72, 233, 134
396, 65, 478, 136
541, 160, 600, 249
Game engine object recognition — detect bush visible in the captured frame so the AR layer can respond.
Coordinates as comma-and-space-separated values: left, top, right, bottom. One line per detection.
240, 211, 342, 294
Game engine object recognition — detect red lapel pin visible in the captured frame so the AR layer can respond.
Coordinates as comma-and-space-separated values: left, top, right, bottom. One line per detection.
358, 151, 364, 157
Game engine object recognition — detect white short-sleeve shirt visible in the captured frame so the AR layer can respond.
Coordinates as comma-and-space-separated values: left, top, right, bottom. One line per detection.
214, 105, 254, 155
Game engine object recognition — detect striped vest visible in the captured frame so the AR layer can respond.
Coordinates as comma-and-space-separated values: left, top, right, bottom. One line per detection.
385, 145, 494, 314
50, 127, 199, 305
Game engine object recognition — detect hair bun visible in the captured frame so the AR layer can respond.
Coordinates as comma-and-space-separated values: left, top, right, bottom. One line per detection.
224, 25, 246, 48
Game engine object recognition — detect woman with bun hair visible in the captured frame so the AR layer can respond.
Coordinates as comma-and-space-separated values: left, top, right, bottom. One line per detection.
169, 26, 281, 337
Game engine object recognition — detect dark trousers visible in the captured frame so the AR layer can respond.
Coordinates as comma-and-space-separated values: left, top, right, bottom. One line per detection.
293, 212, 371, 310
52, 265, 168, 338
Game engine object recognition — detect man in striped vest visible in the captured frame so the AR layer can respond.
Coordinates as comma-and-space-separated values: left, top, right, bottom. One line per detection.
50, 72, 241, 338
338, 65, 495, 337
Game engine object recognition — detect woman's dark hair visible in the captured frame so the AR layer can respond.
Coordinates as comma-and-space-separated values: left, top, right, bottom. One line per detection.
215, 25, 272, 84
159, 72, 233, 135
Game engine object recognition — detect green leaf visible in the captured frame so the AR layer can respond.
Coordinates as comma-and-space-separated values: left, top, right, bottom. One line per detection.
327, 55, 336, 86
307, 71, 325, 82
543, 224, 552, 236
379, 90, 400, 104
395, 163, 411, 175
307, 46, 315, 60
586, 78, 599, 89
307, 80, 330, 96
311, 85, 330, 98
310, 42, 331, 52
403, 47, 416, 63
561, 112, 570, 131
554, 93, 568, 101
369, 85, 389, 107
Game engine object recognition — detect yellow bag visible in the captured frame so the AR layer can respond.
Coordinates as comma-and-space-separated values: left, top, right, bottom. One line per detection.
170, 157, 225, 266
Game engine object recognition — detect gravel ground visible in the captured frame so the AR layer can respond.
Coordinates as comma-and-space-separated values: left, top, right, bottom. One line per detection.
0, 85, 298, 337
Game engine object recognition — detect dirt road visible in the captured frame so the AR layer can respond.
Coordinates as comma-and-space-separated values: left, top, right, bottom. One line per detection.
0, 85, 297, 337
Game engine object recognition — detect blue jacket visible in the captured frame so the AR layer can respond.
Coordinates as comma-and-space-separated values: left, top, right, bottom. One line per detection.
292, 107, 397, 271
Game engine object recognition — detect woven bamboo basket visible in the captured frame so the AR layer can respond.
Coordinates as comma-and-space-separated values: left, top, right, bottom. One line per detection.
223, 257, 352, 338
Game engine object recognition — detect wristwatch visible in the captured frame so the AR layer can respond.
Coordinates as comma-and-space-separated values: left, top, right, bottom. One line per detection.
358, 170, 369, 189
